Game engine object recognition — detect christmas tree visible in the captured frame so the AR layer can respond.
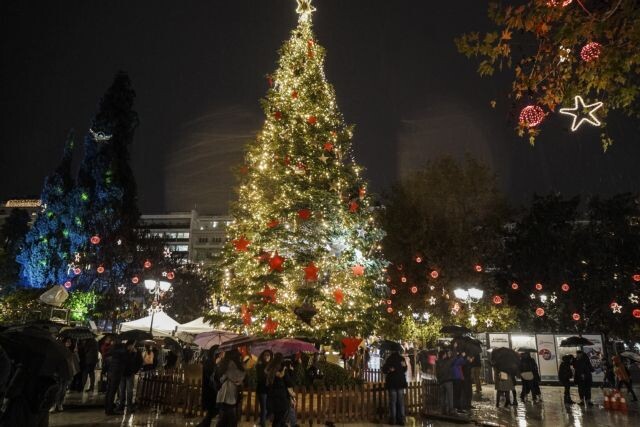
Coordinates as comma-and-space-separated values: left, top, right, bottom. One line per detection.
18, 133, 75, 288
211, 0, 387, 340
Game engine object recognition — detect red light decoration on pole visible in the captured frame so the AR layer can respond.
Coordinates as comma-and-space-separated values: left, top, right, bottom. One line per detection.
493, 295, 503, 305
391, 288, 397, 295
401, 276, 407, 283
73, 267, 81, 275
519, 105, 545, 128
561, 283, 570, 292
581, 42, 602, 62
535, 307, 545, 317
415, 256, 423, 263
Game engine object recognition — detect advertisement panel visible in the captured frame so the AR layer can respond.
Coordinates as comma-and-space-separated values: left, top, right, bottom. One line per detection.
536, 334, 559, 381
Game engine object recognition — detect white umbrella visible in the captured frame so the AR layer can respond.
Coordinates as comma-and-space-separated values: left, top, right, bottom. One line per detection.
194, 331, 240, 349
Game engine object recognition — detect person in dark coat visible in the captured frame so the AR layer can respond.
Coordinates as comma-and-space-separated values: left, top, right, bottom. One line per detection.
470, 354, 482, 393
382, 351, 408, 425
165, 350, 178, 370
519, 352, 541, 402
196, 346, 222, 427
265, 353, 293, 427
256, 350, 273, 427
558, 355, 575, 404
460, 354, 474, 410
450, 352, 466, 411
572, 351, 594, 406
104, 342, 127, 415
82, 338, 99, 392
435, 350, 454, 415
117, 341, 141, 412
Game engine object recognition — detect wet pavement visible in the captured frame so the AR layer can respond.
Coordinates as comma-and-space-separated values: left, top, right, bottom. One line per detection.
48, 385, 640, 426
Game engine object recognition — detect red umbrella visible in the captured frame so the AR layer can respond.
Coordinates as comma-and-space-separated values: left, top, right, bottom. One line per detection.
251, 338, 317, 356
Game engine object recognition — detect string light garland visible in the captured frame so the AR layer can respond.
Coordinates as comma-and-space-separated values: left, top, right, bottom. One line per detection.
580, 42, 602, 62
519, 105, 545, 128
559, 96, 603, 131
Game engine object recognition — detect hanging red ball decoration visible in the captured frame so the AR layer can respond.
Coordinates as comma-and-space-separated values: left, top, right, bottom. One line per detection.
410, 286, 418, 294
581, 42, 602, 62
333, 288, 344, 304
90, 235, 101, 245
535, 283, 543, 291
267, 219, 280, 228
73, 267, 82, 275
493, 295, 503, 305
386, 299, 392, 305
391, 288, 397, 295
307, 116, 318, 125
519, 105, 545, 128
144, 260, 152, 269
348, 201, 359, 213
269, 253, 285, 272
430, 270, 439, 279
633, 274, 640, 282
131, 276, 139, 284
561, 283, 570, 292
633, 309, 640, 319
572, 313, 581, 321
166, 272, 175, 280
474, 264, 483, 272
64, 281, 72, 289
511, 282, 519, 290
96, 266, 105, 274
387, 307, 394, 314
415, 256, 422, 263
298, 208, 312, 220
535, 307, 545, 317
274, 111, 282, 120
291, 90, 298, 99
401, 276, 407, 283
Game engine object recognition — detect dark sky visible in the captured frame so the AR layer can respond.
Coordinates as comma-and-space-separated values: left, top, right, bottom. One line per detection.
2, 0, 639, 214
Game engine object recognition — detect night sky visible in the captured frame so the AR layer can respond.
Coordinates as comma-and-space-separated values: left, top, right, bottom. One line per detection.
2, 0, 639, 214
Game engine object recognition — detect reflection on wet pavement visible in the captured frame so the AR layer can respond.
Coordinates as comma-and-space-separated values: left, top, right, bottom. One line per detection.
49, 385, 639, 426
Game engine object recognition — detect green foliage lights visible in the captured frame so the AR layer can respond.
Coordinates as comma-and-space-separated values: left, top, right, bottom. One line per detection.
65, 290, 100, 321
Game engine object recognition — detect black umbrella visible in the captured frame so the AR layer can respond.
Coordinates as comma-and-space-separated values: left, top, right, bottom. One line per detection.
440, 325, 472, 336
59, 326, 96, 340
490, 347, 520, 376
560, 336, 594, 347
0, 327, 72, 380
2, 319, 64, 336
378, 340, 403, 353
163, 337, 182, 352
517, 347, 537, 353
453, 336, 483, 356
119, 329, 153, 343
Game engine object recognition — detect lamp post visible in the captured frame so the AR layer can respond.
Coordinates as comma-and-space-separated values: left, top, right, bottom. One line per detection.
144, 279, 172, 334
454, 287, 484, 327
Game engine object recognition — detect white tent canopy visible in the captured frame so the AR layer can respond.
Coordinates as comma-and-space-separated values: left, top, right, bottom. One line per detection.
119, 312, 180, 337
176, 316, 217, 334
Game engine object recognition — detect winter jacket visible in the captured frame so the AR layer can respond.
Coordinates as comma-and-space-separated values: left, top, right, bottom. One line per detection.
256, 361, 269, 394
435, 358, 454, 384
83, 339, 99, 366
382, 352, 408, 390
106, 344, 128, 374
519, 353, 540, 382
451, 356, 466, 381
573, 356, 594, 383
123, 349, 142, 376
558, 361, 573, 386
216, 361, 246, 405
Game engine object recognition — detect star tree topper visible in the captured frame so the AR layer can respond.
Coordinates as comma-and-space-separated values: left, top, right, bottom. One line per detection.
296, 0, 316, 22
558, 96, 604, 131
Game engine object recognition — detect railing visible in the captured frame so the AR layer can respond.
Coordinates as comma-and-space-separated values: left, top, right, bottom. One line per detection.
361, 368, 384, 383
136, 373, 431, 423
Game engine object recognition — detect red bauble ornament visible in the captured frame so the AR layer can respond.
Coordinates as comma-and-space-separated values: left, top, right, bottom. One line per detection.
333, 288, 344, 304
430, 270, 439, 279
274, 111, 282, 120
166, 271, 175, 280
267, 219, 280, 228
535, 283, 543, 291
258, 285, 277, 304
64, 281, 72, 289
633, 274, 640, 282
519, 105, 545, 128
233, 236, 250, 252
561, 283, 570, 292
303, 262, 319, 281
269, 252, 285, 272
572, 313, 581, 321
410, 286, 418, 294
511, 282, 519, 290
90, 235, 101, 245
263, 317, 278, 334
535, 307, 545, 317
96, 266, 105, 274
352, 264, 365, 277
633, 309, 640, 319
581, 42, 602, 62
307, 116, 317, 125
73, 267, 82, 275
298, 208, 312, 220
349, 201, 359, 213
131, 276, 139, 284
144, 260, 152, 269
493, 295, 503, 305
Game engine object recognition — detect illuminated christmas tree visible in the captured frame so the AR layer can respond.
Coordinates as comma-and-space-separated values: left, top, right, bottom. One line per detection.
212, 0, 387, 340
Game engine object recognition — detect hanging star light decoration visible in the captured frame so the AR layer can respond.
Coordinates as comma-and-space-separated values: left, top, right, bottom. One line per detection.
486, 319, 494, 328
550, 294, 558, 303
558, 96, 604, 131
610, 302, 623, 314
117, 284, 127, 295
629, 293, 639, 304
428, 296, 437, 306
296, 0, 316, 22
89, 128, 113, 142
529, 293, 536, 300
163, 246, 172, 258
356, 228, 366, 238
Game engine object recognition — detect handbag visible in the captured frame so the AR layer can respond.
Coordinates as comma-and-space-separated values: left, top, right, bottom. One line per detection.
499, 372, 509, 381
521, 371, 534, 381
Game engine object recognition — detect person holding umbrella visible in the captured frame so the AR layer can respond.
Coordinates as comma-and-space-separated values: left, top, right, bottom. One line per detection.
82, 337, 99, 392
573, 350, 594, 406
519, 351, 541, 403
117, 340, 142, 412
104, 341, 127, 415
558, 355, 575, 405
381, 350, 407, 425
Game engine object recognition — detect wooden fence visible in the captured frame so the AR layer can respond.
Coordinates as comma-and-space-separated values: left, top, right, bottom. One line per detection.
136, 373, 434, 423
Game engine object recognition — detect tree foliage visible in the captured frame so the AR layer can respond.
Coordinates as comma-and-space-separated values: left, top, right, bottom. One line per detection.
456, 0, 640, 146
1, 208, 30, 287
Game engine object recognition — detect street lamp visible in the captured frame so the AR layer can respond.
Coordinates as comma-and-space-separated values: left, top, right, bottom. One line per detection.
144, 279, 172, 333
454, 287, 484, 326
